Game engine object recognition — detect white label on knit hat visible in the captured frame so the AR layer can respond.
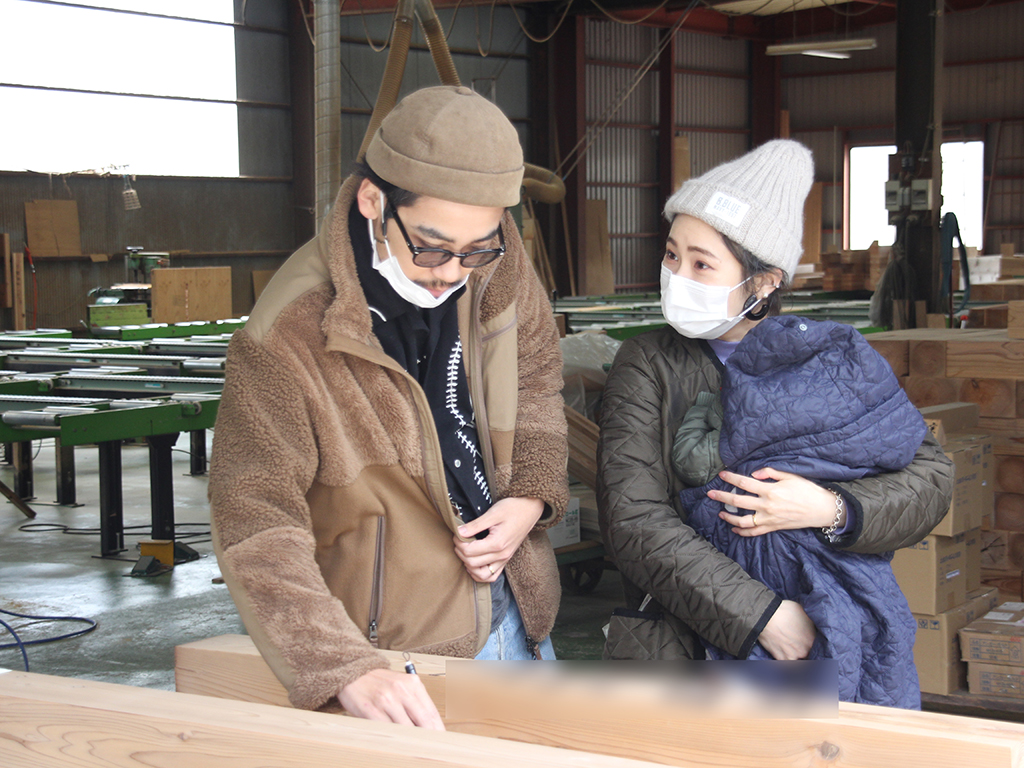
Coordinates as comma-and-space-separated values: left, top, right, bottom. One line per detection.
705, 192, 749, 228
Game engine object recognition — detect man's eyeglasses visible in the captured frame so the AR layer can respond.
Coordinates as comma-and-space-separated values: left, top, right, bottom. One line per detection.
385, 199, 505, 268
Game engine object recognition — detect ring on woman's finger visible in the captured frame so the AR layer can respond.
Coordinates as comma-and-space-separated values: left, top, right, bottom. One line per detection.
487, 563, 495, 575
751, 513, 757, 527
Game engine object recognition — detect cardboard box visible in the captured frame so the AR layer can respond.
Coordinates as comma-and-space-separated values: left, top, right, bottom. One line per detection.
960, 601, 1024, 665
931, 442, 984, 537
893, 534, 968, 615
964, 528, 982, 591
919, 402, 980, 445
547, 496, 581, 549
967, 661, 1024, 697
947, 431, 995, 529
914, 586, 999, 695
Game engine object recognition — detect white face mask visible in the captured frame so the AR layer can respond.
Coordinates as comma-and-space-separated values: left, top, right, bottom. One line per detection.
369, 194, 468, 309
659, 264, 754, 340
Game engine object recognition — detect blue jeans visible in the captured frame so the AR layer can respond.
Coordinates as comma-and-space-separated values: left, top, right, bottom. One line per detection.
474, 595, 556, 660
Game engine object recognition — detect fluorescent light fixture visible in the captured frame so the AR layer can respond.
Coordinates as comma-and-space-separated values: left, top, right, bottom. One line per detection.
765, 37, 877, 57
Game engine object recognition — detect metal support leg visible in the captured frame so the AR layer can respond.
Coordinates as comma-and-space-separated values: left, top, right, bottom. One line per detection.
189, 429, 207, 476
54, 438, 77, 506
12, 441, 33, 500
148, 433, 179, 541
98, 440, 124, 556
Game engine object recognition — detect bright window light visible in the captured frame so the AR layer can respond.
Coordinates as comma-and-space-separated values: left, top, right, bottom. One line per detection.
0, 0, 237, 177
941, 141, 984, 252
849, 142, 985, 252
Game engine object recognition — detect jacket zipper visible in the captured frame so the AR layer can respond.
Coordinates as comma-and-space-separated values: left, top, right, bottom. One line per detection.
367, 516, 385, 647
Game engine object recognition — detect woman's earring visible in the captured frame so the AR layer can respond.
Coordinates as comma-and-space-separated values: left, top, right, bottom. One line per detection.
745, 298, 771, 321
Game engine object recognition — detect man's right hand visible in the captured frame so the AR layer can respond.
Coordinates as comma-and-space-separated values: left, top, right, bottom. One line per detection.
757, 599, 817, 660
337, 668, 445, 730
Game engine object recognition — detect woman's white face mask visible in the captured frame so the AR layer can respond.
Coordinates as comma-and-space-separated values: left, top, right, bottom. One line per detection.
370, 193, 468, 309
659, 265, 753, 340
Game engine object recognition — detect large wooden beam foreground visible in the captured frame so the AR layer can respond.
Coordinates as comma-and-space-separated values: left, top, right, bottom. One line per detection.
0, 669, 660, 768
175, 634, 447, 715
174, 635, 1024, 768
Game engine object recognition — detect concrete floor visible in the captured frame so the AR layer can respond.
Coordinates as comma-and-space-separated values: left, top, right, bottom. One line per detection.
0, 435, 622, 688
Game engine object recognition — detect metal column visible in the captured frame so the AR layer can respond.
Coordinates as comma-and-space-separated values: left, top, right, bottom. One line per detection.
189, 429, 207, 476
98, 440, 124, 556
148, 432, 179, 541
895, 0, 944, 312
12, 440, 33, 500
54, 438, 77, 506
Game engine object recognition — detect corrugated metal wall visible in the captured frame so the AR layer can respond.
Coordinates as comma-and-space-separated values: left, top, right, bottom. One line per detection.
784, 3, 1024, 252
584, 20, 749, 291
585, 20, 660, 290
0, 0, 295, 328
336, 8, 531, 175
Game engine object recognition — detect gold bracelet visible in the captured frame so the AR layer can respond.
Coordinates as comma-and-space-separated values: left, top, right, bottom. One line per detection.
822, 489, 845, 541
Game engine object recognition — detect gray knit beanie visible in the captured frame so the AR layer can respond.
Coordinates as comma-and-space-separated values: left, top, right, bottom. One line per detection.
365, 86, 524, 208
663, 139, 813, 279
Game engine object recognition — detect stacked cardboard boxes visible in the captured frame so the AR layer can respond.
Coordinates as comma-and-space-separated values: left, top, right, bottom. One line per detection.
890, 403, 996, 694
960, 603, 1024, 698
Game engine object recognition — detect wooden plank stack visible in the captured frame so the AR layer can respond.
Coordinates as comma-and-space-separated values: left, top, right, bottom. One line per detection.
564, 404, 599, 491
866, 326, 1024, 610
819, 242, 888, 292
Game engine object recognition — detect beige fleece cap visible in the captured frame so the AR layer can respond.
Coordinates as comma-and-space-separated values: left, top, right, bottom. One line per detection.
663, 139, 813, 279
365, 86, 525, 208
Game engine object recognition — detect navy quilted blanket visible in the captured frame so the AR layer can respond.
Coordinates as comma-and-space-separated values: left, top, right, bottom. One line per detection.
679, 315, 927, 709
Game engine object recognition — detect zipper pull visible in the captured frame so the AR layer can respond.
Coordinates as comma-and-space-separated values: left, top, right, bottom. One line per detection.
525, 635, 541, 660
368, 620, 379, 648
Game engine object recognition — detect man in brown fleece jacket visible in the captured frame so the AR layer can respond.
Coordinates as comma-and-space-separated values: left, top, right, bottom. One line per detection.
209, 86, 569, 730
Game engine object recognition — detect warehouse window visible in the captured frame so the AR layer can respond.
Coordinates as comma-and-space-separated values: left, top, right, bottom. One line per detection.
0, 0, 238, 177
849, 142, 984, 252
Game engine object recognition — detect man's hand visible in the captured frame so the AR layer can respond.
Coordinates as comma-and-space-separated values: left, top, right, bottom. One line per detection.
712, 468, 843, 536
337, 668, 445, 730
758, 600, 817, 660
453, 497, 545, 582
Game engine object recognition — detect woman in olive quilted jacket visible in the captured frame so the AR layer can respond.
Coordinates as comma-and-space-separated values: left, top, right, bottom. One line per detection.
597, 140, 953, 666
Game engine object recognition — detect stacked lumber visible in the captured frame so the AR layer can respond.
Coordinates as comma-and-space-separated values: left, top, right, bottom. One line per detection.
819, 242, 888, 292
564, 404, 599, 491
971, 279, 1024, 302
866, 328, 1024, 432
165, 634, 1024, 768
1010, 300, 1024, 339
866, 328, 1024, 606
966, 303, 1009, 329
790, 262, 823, 291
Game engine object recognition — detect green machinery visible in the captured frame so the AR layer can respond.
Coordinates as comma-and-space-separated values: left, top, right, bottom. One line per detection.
0, 332, 228, 558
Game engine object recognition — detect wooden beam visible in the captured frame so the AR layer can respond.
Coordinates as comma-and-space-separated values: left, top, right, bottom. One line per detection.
12, 251, 26, 330
171, 634, 1024, 768
946, 339, 1024, 379
0, 669, 656, 768
564, 405, 599, 490
176, 635, 446, 715
1, 233, 11, 309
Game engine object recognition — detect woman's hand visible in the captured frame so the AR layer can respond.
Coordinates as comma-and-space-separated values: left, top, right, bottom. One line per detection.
758, 600, 817, 660
712, 467, 844, 536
